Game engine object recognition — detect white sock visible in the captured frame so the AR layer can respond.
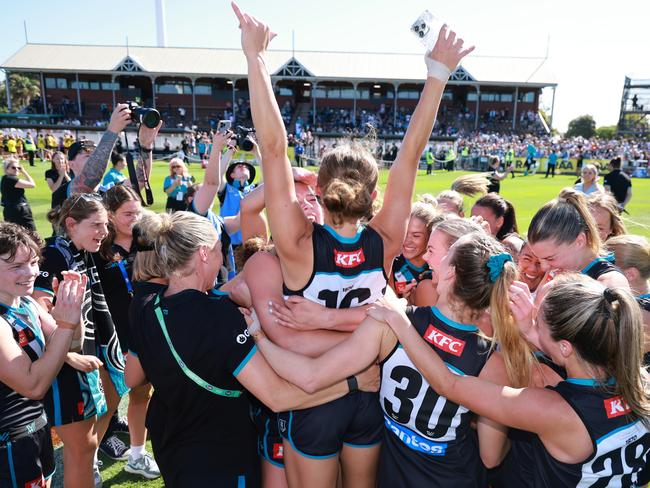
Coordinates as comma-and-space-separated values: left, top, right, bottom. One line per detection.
130, 444, 145, 460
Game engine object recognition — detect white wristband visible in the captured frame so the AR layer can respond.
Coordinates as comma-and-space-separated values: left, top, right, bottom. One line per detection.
425, 56, 451, 81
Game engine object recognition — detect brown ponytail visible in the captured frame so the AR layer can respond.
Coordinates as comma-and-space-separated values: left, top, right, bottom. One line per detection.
317, 143, 378, 225
541, 274, 650, 425
449, 232, 534, 387
528, 188, 601, 255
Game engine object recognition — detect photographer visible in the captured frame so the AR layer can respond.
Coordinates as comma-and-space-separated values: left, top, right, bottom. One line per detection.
51, 103, 160, 209
218, 130, 260, 247
163, 159, 194, 212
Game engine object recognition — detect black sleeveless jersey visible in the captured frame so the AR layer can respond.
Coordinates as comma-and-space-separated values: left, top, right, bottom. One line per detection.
531, 379, 650, 487
581, 253, 619, 281
0, 297, 45, 432
637, 293, 649, 365
378, 306, 491, 487
391, 254, 432, 297
283, 223, 387, 308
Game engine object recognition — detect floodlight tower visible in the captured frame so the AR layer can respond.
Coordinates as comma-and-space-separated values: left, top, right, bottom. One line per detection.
617, 77, 650, 137
155, 0, 167, 47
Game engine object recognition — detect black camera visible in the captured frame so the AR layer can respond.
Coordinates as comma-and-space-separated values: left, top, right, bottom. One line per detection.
126, 101, 161, 129
235, 126, 256, 152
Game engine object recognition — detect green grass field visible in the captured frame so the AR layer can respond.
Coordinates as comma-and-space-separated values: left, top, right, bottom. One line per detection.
15, 158, 650, 240
12, 158, 649, 487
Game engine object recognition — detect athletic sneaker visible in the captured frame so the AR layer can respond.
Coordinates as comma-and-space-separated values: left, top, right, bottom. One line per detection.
108, 414, 129, 434
93, 463, 103, 488
124, 452, 161, 479
99, 435, 130, 460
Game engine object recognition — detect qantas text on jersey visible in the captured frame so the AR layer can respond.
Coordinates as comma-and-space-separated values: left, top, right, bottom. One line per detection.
333, 249, 365, 268
423, 325, 466, 357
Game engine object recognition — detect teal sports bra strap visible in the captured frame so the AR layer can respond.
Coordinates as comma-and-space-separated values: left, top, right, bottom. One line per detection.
153, 294, 242, 398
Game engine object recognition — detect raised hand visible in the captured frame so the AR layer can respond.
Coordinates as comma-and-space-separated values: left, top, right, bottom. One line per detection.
291, 167, 318, 187
139, 120, 163, 149
427, 25, 475, 73
508, 280, 536, 336
107, 103, 132, 134
232, 2, 276, 59
51, 272, 88, 330
212, 130, 234, 152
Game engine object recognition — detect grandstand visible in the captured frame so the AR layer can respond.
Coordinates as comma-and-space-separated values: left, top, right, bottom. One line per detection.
2, 42, 556, 136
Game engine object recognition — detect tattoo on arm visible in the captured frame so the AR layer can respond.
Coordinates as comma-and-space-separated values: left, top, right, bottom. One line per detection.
71, 131, 118, 193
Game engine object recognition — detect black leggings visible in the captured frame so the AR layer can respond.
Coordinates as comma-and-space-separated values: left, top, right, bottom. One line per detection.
545, 164, 556, 178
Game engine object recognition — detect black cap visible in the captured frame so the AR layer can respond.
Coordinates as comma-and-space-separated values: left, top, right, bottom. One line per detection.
68, 140, 96, 161
225, 161, 256, 186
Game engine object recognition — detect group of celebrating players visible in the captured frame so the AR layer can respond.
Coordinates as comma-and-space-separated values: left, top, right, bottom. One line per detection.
0, 3, 649, 488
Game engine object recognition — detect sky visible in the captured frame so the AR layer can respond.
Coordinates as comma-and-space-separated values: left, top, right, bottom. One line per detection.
1, 0, 648, 132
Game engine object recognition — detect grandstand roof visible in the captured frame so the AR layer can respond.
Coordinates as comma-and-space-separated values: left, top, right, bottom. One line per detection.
2, 43, 556, 87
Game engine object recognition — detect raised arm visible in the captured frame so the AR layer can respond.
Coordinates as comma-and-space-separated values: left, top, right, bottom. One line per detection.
71, 103, 131, 193
193, 131, 234, 215
232, 2, 313, 282
370, 26, 474, 262
239, 182, 268, 242
14, 166, 36, 189
135, 120, 163, 188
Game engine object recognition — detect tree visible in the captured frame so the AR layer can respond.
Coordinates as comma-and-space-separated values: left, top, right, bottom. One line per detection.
565, 114, 596, 138
0, 73, 41, 112
595, 125, 617, 139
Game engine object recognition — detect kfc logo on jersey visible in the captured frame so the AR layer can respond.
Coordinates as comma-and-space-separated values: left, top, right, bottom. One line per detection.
424, 325, 465, 357
334, 249, 366, 269
24, 475, 46, 488
604, 396, 632, 419
272, 442, 284, 460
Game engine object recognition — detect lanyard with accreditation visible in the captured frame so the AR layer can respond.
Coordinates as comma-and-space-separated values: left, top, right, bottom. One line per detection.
153, 293, 242, 398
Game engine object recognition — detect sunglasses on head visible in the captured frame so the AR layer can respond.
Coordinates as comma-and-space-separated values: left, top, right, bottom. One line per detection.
68, 192, 103, 211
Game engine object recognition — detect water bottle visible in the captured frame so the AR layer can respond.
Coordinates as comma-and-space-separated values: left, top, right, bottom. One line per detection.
410, 10, 444, 52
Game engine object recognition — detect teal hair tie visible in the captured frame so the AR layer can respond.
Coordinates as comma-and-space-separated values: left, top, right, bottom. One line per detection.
487, 252, 513, 282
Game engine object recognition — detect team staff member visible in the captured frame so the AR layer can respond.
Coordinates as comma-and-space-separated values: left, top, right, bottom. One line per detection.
219, 157, 258, 247
0, 222, 86, 487
163, 159, 194, 212
372, 273, 650, 486
124, 211, 378, 487
1, 158, 36, 231
33, 195, 128, 488
604, 157, 632, 210
94, 185, 160, 479
234, 3, 474, 485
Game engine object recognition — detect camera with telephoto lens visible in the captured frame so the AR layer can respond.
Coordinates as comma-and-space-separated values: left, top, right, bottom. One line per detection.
235, 126, 256, 152
126, 101, 161, 129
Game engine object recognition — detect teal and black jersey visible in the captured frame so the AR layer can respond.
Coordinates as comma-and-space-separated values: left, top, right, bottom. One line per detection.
391, 254, 431, 297
378, 306, 491, 488
283, 223, 387, 308
581, 253, 619, 281
531, 380, 650, 487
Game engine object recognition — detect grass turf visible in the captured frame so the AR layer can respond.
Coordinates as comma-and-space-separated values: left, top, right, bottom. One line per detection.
11, 158, 650, 239
17, 158, 649, 487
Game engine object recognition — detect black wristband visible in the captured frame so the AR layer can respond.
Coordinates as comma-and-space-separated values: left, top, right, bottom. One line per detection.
347, 376, 358, 393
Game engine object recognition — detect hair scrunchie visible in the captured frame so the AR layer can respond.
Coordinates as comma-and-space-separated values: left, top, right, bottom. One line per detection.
487, 252, 513, 283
